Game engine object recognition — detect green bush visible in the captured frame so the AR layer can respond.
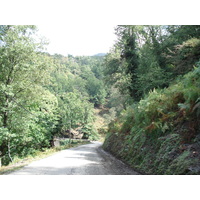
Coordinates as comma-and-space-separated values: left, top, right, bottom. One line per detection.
103, 64, 200, 174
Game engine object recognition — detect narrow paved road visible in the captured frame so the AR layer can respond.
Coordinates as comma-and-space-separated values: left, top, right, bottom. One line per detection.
7, 142, 139, 175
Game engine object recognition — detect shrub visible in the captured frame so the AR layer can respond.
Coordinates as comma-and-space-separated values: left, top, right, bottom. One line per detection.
103, 64, 200, 174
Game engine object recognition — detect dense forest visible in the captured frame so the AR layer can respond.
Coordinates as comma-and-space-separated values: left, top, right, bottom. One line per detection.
0, 25, 200, 174
0, 25, 107, 165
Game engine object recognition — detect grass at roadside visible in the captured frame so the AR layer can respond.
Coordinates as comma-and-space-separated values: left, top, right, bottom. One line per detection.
0, 140, 90, 175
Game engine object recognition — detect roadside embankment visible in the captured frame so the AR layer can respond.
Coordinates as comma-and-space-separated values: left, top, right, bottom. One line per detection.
103, 66, 200, 175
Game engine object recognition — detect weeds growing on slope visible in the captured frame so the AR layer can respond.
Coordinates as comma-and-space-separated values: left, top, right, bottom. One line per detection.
103, 64, 200, 174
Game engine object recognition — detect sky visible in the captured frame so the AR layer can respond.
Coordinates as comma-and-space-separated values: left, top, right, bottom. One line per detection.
37, 24, 118, 57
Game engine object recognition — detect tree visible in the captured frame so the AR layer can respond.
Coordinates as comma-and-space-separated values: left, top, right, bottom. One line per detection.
104, 25, 200, 103
85, 74, 107, 106
59, 92, 95, 137
0, 25, 57, 164
115, 25, 140, 100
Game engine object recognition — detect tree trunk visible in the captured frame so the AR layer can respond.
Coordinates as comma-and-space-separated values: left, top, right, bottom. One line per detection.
7, 140, 13, 163
3, 96, 9, 128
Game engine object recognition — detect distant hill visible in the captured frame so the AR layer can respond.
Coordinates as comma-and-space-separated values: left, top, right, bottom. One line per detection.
92, 53, 107, 57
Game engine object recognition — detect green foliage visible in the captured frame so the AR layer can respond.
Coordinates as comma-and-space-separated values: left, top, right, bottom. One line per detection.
0, 26, 105, 166
85, 75, 107, 106
2, 24, 200, 171
103, 64, 200, 174
81, 124, 99, 140
0, 26, 58, 165
59, 139, 81, 146
166, 38, 200, 75
166, 150, 195, 175
103, 26, 200, 173
59, 91, 94, 131
115, 26, 139, 99
103, 48, 131, 95
104, 25, 200, 102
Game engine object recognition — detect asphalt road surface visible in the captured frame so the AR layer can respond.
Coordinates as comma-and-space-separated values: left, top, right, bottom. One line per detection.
7, 142, 140, 175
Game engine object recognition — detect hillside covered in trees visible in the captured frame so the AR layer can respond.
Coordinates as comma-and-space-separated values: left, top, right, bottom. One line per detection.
0, 25, 200, 174
103, 25, 200, 174
0, 25, 107, 166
